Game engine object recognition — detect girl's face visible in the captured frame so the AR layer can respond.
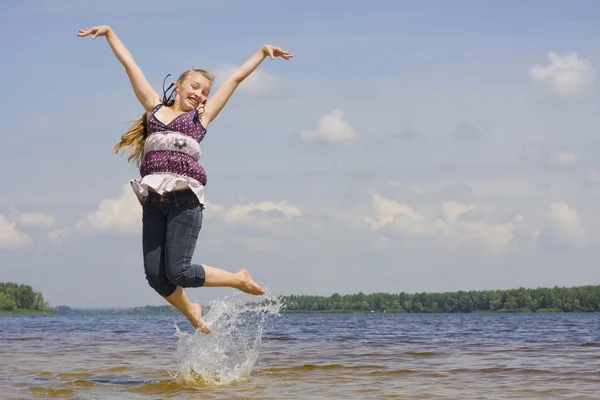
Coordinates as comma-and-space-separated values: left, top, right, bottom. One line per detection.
176, 73, 211, 110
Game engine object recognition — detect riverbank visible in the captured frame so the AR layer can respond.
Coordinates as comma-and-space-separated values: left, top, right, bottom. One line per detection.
0, 309, 57, 315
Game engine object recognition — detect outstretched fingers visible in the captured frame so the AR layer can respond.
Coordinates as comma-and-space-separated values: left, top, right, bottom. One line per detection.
77, 28, 91, 37
263, 44, 294, 60
76, 26, 108, 39
275, 48, 294, 60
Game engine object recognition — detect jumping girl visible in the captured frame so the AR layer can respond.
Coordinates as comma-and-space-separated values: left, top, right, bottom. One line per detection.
77, 25, 293, 333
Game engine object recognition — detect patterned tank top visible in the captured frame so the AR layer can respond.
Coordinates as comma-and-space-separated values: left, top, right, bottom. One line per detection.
139, 103, 208, 186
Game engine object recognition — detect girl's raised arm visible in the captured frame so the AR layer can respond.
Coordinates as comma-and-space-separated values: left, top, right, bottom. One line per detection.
78, 25, 160, 113
202, 44, 293, 127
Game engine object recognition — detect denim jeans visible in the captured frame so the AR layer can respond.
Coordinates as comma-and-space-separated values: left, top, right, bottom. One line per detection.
141, 188, 206, 297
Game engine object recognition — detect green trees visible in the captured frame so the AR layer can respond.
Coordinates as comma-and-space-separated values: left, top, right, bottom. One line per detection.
281, 285, 600, 313
0, 282, 48, 311
3, 281, 599, 314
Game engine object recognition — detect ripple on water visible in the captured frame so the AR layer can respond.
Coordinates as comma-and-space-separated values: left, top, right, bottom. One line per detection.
404, 351, 440, 356
62, 379, 97, 389
27, 386, 74, 398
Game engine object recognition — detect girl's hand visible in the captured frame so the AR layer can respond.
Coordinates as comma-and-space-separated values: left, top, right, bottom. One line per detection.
262, 45, 293, 60
77, 26, 112, 39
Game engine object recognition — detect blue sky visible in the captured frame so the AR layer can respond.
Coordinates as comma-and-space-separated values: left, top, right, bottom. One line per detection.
1, 1, 599, 308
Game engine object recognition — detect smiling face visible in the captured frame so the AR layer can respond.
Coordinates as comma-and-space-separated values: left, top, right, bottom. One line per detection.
174, 70, 214, 111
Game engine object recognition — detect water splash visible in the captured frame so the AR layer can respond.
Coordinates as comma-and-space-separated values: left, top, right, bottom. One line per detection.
170, 293, 283, 386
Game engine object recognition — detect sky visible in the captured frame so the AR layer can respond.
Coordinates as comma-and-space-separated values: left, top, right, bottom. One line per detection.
1, 0, 600, 308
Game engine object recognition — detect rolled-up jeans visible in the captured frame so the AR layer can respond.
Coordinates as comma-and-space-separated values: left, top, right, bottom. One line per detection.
141, 188, 206, 297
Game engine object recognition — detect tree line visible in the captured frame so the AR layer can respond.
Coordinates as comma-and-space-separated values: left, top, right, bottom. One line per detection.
4, 281, 600, 314
281, 285, 600, 313
0, 282, 48, 311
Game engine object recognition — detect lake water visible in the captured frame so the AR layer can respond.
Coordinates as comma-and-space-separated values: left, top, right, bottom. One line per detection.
1, 296, 599, 399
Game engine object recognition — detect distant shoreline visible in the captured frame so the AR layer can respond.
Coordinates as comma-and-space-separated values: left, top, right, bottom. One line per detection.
3, 282, 599, 315
0, 309, 57, 315
0, 308, 593, 315
7, 307, 580, 315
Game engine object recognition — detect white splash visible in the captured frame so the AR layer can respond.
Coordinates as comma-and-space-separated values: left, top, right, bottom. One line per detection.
170, 293, 283, 386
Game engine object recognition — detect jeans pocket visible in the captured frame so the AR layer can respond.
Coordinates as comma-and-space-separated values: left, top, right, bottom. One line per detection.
178, 197, 200, 209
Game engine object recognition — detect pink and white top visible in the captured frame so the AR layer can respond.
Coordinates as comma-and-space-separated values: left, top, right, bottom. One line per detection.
130, 103, 208, 205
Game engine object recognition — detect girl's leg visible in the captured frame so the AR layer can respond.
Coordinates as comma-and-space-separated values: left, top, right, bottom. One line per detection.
164, 287, 211, 333
161, 266, 264, 333
202, 265, 265, 295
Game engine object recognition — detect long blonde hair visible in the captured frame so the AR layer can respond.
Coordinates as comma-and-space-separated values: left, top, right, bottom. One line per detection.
113, 69, 214, 166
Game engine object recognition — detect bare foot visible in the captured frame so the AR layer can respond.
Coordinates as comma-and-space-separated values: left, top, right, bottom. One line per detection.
236, 269, 265, 295
191, 303, 212, 334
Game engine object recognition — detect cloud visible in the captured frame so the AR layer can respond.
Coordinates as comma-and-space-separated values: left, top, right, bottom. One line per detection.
212, 64, 280, 94
11, 211, 56, 228
363, 194, 427, 234
529, 52, 595, 95
300, 109, 358, 145
0, 214, 33, 249
199, 199, 302, 252
534, 202, 588, 248
49, 184, 141, 244
442, 201, 477, 223
206, 199, 301, 230
362, 194, 522, 253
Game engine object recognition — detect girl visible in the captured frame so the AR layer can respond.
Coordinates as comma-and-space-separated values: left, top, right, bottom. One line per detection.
77, 25, 293, 333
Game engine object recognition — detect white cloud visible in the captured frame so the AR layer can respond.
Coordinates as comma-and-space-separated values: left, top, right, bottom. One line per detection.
49, 184, 141, 244
204, 200, 227, 215
213, 64, 280, 94
0, 215, 33, 249
16, 211, 56, 228
529, 52, 595, 95
206, 199, 301, 229
363, 194, 428, 235
201, 199, 302, 252
541, 202, 587, 248
362, 194, 521, 252
300, 109, 358, 145
461, 218, 519, 253
441, 201, 476, 223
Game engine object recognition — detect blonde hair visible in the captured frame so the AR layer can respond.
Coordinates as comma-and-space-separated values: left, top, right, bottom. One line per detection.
113, 69, 215, 166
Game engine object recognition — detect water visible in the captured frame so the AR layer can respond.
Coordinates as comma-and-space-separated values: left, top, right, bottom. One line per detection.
1, 301, 599, 399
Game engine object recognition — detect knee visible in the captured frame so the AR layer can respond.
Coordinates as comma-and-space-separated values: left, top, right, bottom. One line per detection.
144, 258, 175, 297
165, 260, 206, 288
165, 262, 185, 287
146, 273, 176, 297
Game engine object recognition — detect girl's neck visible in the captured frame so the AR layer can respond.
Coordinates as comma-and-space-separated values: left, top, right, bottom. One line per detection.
171, 102, 184, 113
